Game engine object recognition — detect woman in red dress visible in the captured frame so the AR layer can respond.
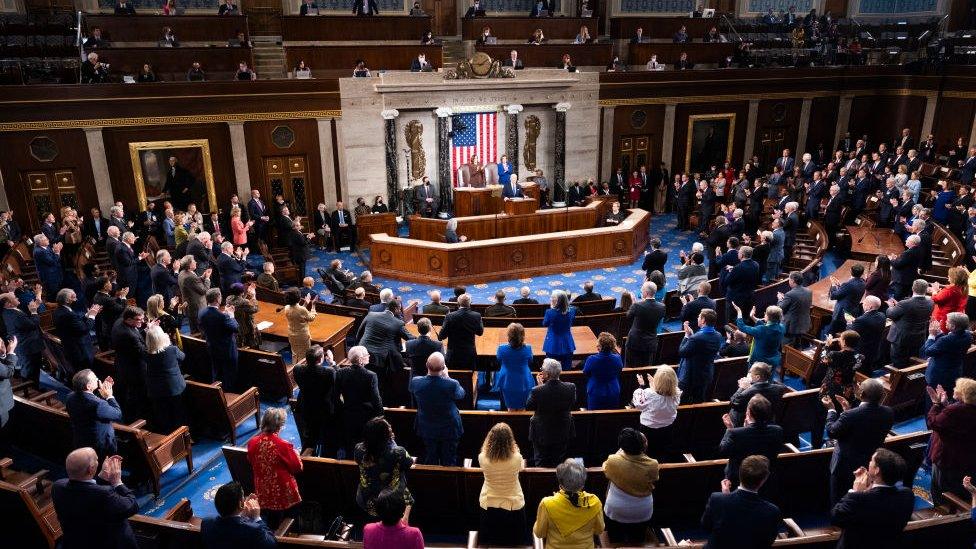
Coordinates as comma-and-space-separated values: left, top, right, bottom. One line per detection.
247, 408, 303, 528
931, 266, 970, 332
628, 170, 642, 207
229, 206, 253, 247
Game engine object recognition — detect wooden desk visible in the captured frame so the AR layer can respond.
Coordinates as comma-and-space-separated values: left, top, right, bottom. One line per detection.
407, 324, 598, 369
371, 209, 650, 285
610, 16, 725, 40
355, 212, 398, 247
96, 47, 253, 81
462, 17, 598, 41
84, 15, 248, 44
475, 43, 612, 67
627, 43, 735, 65
454, 185, 503, 217
282, 15, 432, 42
409, 199, 612, 242
847, 226, 905, 261
253, 300, 355, 360
284, 45, 443, 72
809, 259, 871, 336
504, 197, 537, 215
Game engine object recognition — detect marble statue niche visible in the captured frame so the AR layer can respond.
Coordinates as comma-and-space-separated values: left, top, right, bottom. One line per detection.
523, 114, 540, 171
404, 119, 426, 181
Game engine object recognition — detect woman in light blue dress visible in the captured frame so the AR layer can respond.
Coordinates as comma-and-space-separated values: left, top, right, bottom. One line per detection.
494, 322, 535, 410
542, 290, 576, 370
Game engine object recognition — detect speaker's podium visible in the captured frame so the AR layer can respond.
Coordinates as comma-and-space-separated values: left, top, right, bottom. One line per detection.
454, 185, 504, 217
503, 197, 537, 215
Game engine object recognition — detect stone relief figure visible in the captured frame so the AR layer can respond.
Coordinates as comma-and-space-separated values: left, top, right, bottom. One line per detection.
445, 52, 515, 80
404, 119, 426, 181
523, 115, 540, 171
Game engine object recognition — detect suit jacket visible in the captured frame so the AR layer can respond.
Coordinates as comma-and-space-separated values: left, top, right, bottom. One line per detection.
357, 311, 414, 362
144, 346, 186, 398
960, 155, 976, 184
890, 246, 922, 292
405, 335, 443, 377
824, 194, 844, 227
200, 516, 276, 549
294, 362, 336, 424
105, 236, 121, 270
572, 291, 602, 303
422, 302, 450, 315
728, 381, 787, 426
0, 353, 14, 426
113, 244, 139, 289
52, 478, 138, 549
464, 5, 486, 16
501, 57, 524, 69
186, 238, 214, 272
65, 390, 122, 455
335, 364, 382, 421
775, 156, 795, 173
53, 307, 96, 370
719, 422, 785, 481
525, 379, 576, 444
331, 209, 354, 231
33, 245, 62, 290
247, 198, 269, 228
502, 180, 523, 199
114, 2, 136, 14
438, 308, 483, 362
2, 307, 43, 355
723, 259, 760, 304
414, 183, 440, 215
641, 249, 668, 275
529, 1, 551, 16
701, 489, 781, 549
199, 306, 239, 387
111, 319, 147, 399
409, 375, 465, 439
150, 263, 179, 303
886, 295, 933, 343
216, 252, 246, 294
678, 327, 723, 393
352, 0, 378, 15
410, 58, 434, 72
178, 270, 211, 324
627, 299, 665, 348
850, 310, 886, 365
920, 329, 973, 389
777, 286, 812, 335
82, 216, 109, 241
826, 403, 894, 474
830, 485, 914, 549
829, 277, 866, 319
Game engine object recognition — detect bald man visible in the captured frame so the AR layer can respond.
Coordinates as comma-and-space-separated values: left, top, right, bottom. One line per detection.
52, 448, 138, 549
408, 352, 465, 466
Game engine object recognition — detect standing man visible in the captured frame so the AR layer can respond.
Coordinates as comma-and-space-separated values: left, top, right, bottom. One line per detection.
286, 220, 311, 280
357, 300, 415, 400
216, 241, 247, 295
721, 246, 761, 324
438, 293, 484, 369
247, 189, 271, 246
32, 234, 63, 299
526, 358, 576, 466
830, 448, 916, 549
111, 306, 149, 422
65, 369, 123, 458
886, 279, 934, 369
53, 289, 99, 376
52, 448, 138, 549
827, 263, 866, 335
178, 256, 211, 334
889, 235, 923, 299
331, 201, 357, 252
1, 292, 42, 384
676, 174, 696, 231
626, 281, 666, 366
777, 272, 812, 348
198, 288, 240, 390
678, 308, 723, 403
409, 352, 465, 466
700, 456, 781, 548
151, 249, 179, 304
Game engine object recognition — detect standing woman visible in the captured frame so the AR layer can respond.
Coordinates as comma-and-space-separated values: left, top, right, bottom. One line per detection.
931, 266, 970, 332
467, 155, 486, 187
864, 254, 891, 309
602, 428, 658, 545
632, 366, 681, 461
968, 266, 976, 321
145, 294, 184, 349
582, 332, 623, 409
819, 330, 862, 408
226, 281, 261, 348
543, 290, 576, 371
355, 417, 415, 520
247, 408, 303, 529
628, 171, 642, 208
478, 423, 526, 546
284, 288, 317, 365
229, 207, 253, 248
144, 325, 187, 434
494, 323, 535, 410
497, 155, 514, 187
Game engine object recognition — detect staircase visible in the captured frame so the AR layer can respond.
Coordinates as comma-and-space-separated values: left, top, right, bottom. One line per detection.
251, 36, 286, 80
440, 36, 466, 70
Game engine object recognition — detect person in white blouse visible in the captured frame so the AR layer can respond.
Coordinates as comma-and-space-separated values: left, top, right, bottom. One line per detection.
632, 365, 681, 461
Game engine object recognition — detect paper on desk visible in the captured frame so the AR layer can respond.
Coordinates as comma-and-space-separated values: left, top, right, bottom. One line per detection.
256, 321, 274, 331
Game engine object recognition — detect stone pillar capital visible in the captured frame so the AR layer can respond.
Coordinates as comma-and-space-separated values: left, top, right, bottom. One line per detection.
434, 107, 453, 118
555, 102, 572, 113
506, 104, 524, 115
381, 109, 400, 120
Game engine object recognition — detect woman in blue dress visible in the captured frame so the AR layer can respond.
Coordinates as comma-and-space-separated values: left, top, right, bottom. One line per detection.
493, 322, 535, 410
582, 332, 623, 409
542, 290, 576, 370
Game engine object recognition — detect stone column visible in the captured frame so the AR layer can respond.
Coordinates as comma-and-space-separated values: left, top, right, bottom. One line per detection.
381, 109, 400, 212
920, 94, 938, 139
317, 118, 339, 207
834, 95, 854, 150
600, 107, 615, 181
743, 99, 760, 165
84, 127, 115, 214
506, 104, 523, 177
796, 98, 813, 156
227, 122, 252, 200
554, 102, 571, 200
661, 104, 677, 172
435, 107, 453, 213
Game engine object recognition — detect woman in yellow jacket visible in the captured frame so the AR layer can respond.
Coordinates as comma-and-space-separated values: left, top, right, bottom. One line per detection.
283, 287, 317, 364
967, 267, 976, 321
479, 423, 526, 546
533, 459, 605, 549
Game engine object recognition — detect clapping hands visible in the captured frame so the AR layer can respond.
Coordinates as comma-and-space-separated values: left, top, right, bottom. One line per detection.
926, 384, 948, 406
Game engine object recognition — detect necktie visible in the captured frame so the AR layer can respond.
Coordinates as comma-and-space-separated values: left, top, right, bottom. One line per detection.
339, 211, 344, 224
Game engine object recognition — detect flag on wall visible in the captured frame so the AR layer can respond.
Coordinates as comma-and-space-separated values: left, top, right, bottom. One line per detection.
451, 112, 497, 185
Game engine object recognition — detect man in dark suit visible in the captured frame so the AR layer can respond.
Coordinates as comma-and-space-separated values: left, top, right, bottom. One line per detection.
410, 52, 434, 72
502, 176, 523, 199
959, 146, 976, 185
346, 287, 372, 310
774, 148, 795, 173
513, 287, 539, 305
485, 290, 516, 317
247, 189, 271, 245
413, 176, 440, 217
886, 279, 934, 369
501, 50, 524, 70
526, 358, 576, 466
293, 345, 337, 457
777, 272, 812, 347
572, 281, 602, 303
409, 352, 465, 465
566, 181, 585, 207
201, 481, 276, 549
830, 448, 915, 549
52, 448, 138, 549
701, 455, 781, 548
676, 175, 696, 231
357, 300, 414, 398
105, 226, 121, 272
163, 156, 194, 211
111, 307, 148, 422
679, 281, 716, 332
406, 318, 443, 377
678, 307, 724, 403
115, 231, 147, 294
827, 263, 866, 335
199, 289, 240, 390
32, 234, 63, 299
352, 0, 378, 15
722, 246, 761, 324
920, 311, 973, 394
719, 395, 784, 483
421, 289, 451, 314
438, 294, 484, 370
889, 236, 923, 299
65, 369, 123, 457
216, 241, 247, 295
335, 346, 383, 456
641, 238, 668, 278
823, 183, 844, 242
330, 201, 357, 252
54, 289, 98, 376
463, 0, 485, 17
82, 207, 109, 243
1, 292, 43, 383
150, 249, 179, 304
626, 281, 666, 366
728, 362, 787, 427
824, 378, 894, 505
850, 296, 886, 371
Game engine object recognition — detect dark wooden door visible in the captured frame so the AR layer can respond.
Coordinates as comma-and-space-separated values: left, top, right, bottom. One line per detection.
19, 169, 79, 233
756, 127, 787, 171
263, 156, 310, 218
422, 0, 456, 36
617, 135, 654, 177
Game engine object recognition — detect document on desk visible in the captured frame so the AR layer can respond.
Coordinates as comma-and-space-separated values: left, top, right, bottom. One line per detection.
256, 321, 274, 331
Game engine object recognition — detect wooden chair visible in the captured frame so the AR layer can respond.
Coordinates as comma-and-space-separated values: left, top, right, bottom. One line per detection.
855, 361, 928, 418
781, 339, 825, 384
182, 380, 261, 445
776, 388, 822, 444
237, 345, 297, 400
0, 473, 61, 549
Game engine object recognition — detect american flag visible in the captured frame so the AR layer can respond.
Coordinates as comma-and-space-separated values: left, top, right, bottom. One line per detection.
451, 112, 497, 185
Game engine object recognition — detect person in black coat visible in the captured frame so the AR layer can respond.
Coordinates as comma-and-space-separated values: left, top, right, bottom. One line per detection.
335, 346, 383, 456
65, 369, 123, 457
438, 294, 484, 369
824, 378, 895, 505
641, 238, 668, 279
143, 325, 187, 434
719, 395, 785, 484
721, 246, 761, 324
728, 363, 787, 427
331, 201, 357, 251
247, 190, 271, 246
405, 318, 443, 377
201, 481, 277, 549
294, 345, 338, 457
679, 282, 716, 332
697, 181, 716, 233
850, 295, 886, 372
150, 250, 179, 304
53, 289, 98, 376
82, 207, 109, 243
110, 306, 149, 422
889, 237, 922, 299
114, 232, 146, 291
0, 339, 15, 430
701, 455, 781, 548
625, 281, 666, 366
830, 448, 915, 549
216, 241, 248, 294
1, 292, 43, 384
526, 358, 576, 466
675, 175, 697, 231
52, 448, 139, 549
352, 0, 379, 15
286, 221, 311, 280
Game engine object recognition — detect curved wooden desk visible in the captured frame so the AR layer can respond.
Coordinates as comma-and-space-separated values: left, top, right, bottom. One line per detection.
369, 208, 650, 285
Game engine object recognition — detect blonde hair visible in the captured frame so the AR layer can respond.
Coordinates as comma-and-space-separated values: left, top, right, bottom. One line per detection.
955, 377, 976, 405
145, 325, 171, 354
653, 366, 678, 397
146, 294, 166, 320
948, 266, 969, 292
482, 422, 518, 463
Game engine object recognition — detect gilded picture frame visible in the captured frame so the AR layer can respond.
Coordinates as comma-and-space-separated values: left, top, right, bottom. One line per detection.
685, 114, 736, 174
128, 139, 217, 212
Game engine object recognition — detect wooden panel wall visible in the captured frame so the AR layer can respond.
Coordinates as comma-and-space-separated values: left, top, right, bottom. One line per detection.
806, 96, 840, 153
0, 129, 98, 233
755, 98, 803, 157
243, 119, 326, 213
848, 95, 926, 148
609, 104, 666, 172
931, 97, 976, 155
101, 124, 237, 213
673, 101, 750, 175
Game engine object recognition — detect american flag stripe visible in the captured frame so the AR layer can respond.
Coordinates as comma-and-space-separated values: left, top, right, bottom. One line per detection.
451, 112, 497, 186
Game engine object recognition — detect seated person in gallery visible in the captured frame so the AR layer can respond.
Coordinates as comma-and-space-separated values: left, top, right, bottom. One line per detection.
605, 202, 627, 225
445, 218, 467, 243
673, 25, 689, 43
464, 0, 486, 17
421, 31, 436, 45
414, 177, 440, 217
137, 63, 157, 83
229, 31, 252, 48
528, 29, 546, 45
300, 0, 319, 15
218, 0, 239, 15
84, 27, 109, 50
529, 0, 552, 17
354, 197, 371, 217
81, 52, 109, 84
411, 53, 435, 72
476, 26, 493, 45
235, 62, 256, 81
372, 195, 390, 213
465, 156, 486, 188
574, 25, 593, 44
186, 62, 206, 81
353, 60, 371, 78
115, 0, 136, 15
409, 1, 425, 15
630, 27, 645, 44
158, 27, 179, 47
559, 54, 576, 72
502, 50, 524, 70
353, 0, 379, 16
677, 52, 694, 70
294, 60, 311, 79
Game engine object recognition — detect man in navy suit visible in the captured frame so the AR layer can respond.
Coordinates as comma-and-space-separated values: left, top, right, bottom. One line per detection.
958, 146, 976, 184
150, 249, 179, 303
827, 263, 866, 335
405, 317, 443, 377
722, 246, 761, 324
201, 481, 276, 549
831, 448, 915, 549
32, 234, 63, 299
216, 241, 248, 295
114, 232, 145, 293
889, 235, 923, 299
679, 281, 716, 333
54, 289, 99, 376
438, 293, 484, 370
805, 173, 827, 220
850, 296, 886, 370
719, 395, 784, 483
526, 358, 576, 466
199, 288, 240, 390
1, 292, 43, 383
409, 352, 465, 465
678, 308, 723, 403
774, 148, 794, 173
701, 454, 781, 548
65, 369, 123, 457
502, 177, 524, 199
920, 311, 973, 394
824, 378, 894, 505
247, 189, 271, 245
886, 278, 934, 368
111, 306, 149, 422
52, 448, 138, 549
626, 281, 666, 366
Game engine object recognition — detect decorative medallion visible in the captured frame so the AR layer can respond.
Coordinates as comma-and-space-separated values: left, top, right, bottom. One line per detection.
772, 103, 787, 123
630, 109, 647, 129
563, 244, 577, 258
271, 125, 295, 149
455, 255, 470, 271
377, 249, 392, 264
428, 255, 442, 271
29, 136, 58, 162
614, 239, 627, 253
444, 52, 516, 80
511, 249, 525, 264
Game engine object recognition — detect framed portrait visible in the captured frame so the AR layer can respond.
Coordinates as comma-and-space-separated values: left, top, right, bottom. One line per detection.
685, 114, 736, 174
128, 139, 217, 213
